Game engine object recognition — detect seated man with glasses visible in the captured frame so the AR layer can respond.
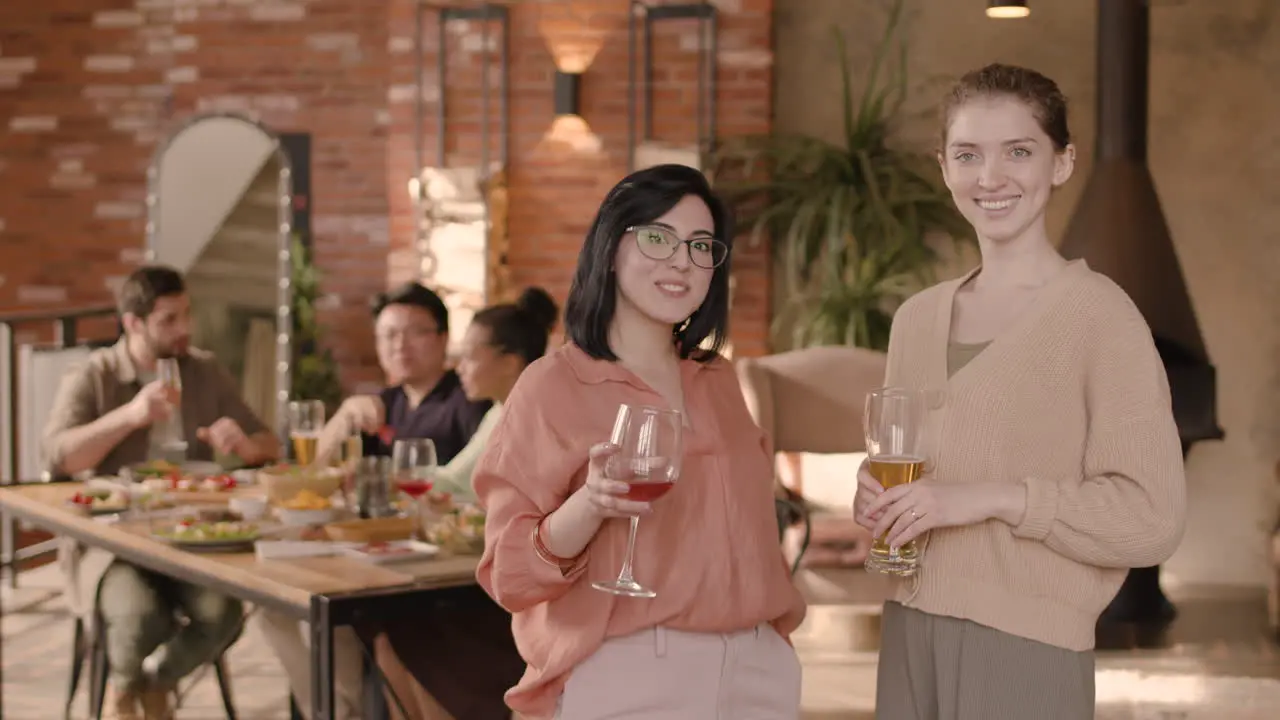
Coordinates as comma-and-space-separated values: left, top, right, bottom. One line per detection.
255, 281, 492, 719
43, 265, 280, 720
325, 281, 493, 462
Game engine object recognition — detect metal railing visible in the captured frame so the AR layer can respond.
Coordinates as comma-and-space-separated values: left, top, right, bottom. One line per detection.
1, 304, 119, 586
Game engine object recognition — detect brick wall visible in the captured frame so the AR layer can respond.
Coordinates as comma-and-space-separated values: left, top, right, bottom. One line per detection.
1, 0, 774, 390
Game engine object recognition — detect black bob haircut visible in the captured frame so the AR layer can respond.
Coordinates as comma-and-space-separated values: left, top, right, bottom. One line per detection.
563, 164, 733, 363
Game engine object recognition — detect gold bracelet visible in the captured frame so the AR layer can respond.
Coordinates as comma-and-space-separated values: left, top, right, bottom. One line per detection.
532, 516, 568, 568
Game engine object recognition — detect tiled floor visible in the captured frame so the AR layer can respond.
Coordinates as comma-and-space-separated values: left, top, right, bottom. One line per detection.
3, 564, 1278, 719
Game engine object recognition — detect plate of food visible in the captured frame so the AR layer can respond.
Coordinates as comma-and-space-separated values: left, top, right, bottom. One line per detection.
126, 459, 184, 479
66, 487, 130, 516
125, 460, 237, 491
341, 539, 439, 565
421, 491, 486, 555
152, 514, 260, 553
133, 473, 239, 505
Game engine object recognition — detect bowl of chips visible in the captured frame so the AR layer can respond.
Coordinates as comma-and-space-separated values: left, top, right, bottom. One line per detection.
275, 489, 337, 526
258, 464, 344, 505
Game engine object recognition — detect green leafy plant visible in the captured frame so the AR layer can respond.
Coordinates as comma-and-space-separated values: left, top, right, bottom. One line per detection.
289, 235, 344, 413
708, 0, 973, 350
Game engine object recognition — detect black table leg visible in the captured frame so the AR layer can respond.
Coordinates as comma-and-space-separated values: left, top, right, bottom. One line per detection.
309, 596, 334, 720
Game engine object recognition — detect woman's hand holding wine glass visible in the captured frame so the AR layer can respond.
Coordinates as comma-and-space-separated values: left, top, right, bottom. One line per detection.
582, 442, 652, 518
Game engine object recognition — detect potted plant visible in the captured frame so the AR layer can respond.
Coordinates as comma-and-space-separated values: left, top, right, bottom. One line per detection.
708, 0, 972, 351
289, 235, 344, 414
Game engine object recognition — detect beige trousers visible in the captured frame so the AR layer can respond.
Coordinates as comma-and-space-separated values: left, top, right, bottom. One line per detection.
557, 625, 801, 720
252, 609, 366, 719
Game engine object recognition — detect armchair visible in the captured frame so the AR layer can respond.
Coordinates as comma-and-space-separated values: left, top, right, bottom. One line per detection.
735, 346, 887, 571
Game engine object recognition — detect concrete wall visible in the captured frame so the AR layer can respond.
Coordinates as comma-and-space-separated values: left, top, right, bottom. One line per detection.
774, 0, 1280, 587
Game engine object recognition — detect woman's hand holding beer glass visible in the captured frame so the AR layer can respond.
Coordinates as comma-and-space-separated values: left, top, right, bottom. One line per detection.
862, 477, 1030, 551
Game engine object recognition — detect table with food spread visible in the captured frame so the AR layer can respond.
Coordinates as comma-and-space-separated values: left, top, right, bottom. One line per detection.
0, 461, 486, 720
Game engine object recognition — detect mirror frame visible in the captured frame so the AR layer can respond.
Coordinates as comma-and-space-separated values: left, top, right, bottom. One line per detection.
143, 111, 295, 449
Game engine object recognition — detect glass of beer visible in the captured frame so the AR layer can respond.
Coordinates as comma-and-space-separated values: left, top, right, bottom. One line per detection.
333, 431, 363, 511
863, 386, 928, 577
287, 400, 326, 465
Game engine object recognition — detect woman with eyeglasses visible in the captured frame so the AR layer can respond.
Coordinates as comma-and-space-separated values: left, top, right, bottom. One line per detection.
474, 164, 806, 719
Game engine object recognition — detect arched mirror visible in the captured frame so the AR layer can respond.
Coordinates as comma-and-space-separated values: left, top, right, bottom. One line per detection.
145, 112, 293, 440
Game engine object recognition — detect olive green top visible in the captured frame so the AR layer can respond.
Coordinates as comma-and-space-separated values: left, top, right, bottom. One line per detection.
947, 340, 992, 378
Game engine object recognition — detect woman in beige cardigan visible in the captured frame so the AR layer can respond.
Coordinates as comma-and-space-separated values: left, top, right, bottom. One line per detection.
854, 64, 1186, 719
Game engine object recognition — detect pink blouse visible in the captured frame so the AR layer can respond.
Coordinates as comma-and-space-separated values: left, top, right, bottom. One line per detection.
474, 343, 806, 718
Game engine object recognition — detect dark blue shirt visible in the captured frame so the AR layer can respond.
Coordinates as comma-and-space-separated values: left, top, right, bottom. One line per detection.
362, 370, 491, 464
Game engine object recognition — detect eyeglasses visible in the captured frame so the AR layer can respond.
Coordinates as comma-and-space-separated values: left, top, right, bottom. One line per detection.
627, 225, 728, 270
375, 326, 440, 344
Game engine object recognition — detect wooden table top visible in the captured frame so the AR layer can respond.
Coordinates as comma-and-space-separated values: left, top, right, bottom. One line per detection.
0, 482, 480, 615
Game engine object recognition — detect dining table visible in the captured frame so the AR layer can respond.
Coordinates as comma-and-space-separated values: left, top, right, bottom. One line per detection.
0, 480, 482, 719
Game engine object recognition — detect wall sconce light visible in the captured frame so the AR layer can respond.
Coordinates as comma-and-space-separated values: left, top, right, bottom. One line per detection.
986, 1, 1029, 18
553, 70, 582, 117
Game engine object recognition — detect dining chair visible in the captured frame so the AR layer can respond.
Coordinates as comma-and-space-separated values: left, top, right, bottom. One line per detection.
735, 345, 887, 572
67, 606, 239, 720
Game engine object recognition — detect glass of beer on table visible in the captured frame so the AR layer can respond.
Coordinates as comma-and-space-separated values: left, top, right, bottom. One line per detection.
287, 399, 326, 465
332, 429, 364, 509
863, 386, 928, 577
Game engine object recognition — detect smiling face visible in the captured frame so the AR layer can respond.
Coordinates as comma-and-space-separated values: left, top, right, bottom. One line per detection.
940, 95, 1076, 244
613, 194, 717, 327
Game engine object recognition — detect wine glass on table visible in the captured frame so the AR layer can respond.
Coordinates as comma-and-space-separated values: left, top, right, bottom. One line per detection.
592, 404, 683, 599
863, 386, 929, 577
287, 400, 326, 465
155, 358, 187, 461
391, 438, 437, 536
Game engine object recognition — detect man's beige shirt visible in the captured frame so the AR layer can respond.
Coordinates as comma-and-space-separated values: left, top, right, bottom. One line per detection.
42, 338, 269, 622
42, 338, 267, 476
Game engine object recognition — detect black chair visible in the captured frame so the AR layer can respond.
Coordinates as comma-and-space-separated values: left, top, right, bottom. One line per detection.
66, 611, 239, 720
775, 490, 812, 575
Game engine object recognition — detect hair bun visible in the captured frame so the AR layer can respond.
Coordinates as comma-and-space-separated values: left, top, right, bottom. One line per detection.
515, 287, 559, 334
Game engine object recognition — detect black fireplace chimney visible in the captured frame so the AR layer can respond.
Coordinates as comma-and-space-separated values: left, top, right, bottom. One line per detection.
1061, 0, 1223, 635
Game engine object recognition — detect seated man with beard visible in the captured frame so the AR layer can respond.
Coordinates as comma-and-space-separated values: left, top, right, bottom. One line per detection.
44, 265, 280, 719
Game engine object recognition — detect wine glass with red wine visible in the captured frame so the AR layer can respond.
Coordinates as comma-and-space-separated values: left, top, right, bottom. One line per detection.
391, 438, 437, 535
591, 404, 683, 599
